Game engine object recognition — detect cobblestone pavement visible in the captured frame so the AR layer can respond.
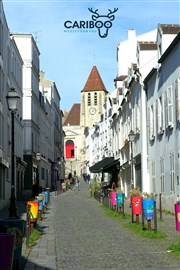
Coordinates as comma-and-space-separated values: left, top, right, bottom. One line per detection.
1, 180, 180, 270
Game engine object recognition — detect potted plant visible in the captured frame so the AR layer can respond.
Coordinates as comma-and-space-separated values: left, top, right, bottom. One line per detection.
130, 187, 142, 197
175, 198, 180, 232
130, 188, 142, 218
116, 188, 125, 211
110, 188, 117, 209
143, 192, 157, 199
88, 180, 102, 198
142, 192, 157, 222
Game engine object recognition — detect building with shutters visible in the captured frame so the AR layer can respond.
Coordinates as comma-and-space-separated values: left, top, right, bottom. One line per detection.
111, 24, 180, 211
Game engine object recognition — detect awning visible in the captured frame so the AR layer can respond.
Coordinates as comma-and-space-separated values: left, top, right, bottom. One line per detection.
103, 159, 120, 172
89, 157, 120, 173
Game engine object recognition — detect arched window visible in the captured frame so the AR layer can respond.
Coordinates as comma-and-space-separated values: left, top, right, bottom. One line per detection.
88, 93, 91, 106
94, 92, 97, 105
65, 140, 74, 158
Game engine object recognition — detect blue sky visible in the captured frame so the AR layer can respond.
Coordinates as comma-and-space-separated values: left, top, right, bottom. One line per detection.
3, 0, 180, 110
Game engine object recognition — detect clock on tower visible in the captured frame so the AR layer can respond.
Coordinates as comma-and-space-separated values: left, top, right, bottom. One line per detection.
89, 107, 96, 115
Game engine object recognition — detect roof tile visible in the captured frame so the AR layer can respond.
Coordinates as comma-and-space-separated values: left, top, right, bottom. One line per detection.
159, 24, 180, 34
81, 65, 108, 92
63, 104, 80, 125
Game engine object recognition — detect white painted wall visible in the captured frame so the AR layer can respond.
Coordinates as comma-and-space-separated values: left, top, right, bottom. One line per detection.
117, 29, 157, 76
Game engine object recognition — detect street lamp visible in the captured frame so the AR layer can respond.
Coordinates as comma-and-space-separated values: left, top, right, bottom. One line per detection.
6, 87, 20, 218
128, 130, 136, 189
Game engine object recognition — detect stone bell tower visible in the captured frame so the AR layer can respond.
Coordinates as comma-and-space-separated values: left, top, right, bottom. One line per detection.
80, 65, 108, 128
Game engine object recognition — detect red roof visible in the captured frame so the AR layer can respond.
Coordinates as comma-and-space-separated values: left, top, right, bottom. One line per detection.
81, 65, 108, 93
63, 104, 80, 126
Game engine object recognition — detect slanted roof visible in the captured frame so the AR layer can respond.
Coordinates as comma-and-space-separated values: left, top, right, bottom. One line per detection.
81, 65, 108, 93
63, 104, 80, 126
138, 41, 157, 50
158, 32, 180, 63
114, 75, 127, 82
158, 24, 180, 34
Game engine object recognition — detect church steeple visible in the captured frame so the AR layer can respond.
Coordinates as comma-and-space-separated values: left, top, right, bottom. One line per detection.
81, 65, 108, 93
80, 65, 108, 128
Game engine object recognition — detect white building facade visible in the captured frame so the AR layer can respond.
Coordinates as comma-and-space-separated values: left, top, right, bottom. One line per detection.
87, 25, 180, 212
0, 2, 25, 209
145, 32, 180, 211
0, 1, 65, 211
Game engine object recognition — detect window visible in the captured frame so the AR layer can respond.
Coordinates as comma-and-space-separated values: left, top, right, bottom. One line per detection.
158, 43, 162, 57
166, 86, 173, 128
65, 140, 75, 158
41, 167, 45, 180
0, 66, 4, 101
0, 166, 6, 199
0, 19, 3, 56
176, 78, 180, 121
135, 104, 140, 132
152, 161, 156, 193
149, 105, 155, 140
94, 92, 97, 105
157, 96, 164, 134
88, 93, 91, 106
170, 152, 175, 192
160, 157, 164, 192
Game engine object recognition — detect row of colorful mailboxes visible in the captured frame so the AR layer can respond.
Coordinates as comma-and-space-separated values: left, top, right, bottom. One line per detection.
109, 192, 180, 232
27, 191, 49, 223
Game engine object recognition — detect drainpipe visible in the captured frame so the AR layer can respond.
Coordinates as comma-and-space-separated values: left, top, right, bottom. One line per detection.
135, 70, 150, 193
140, 76, 150, 193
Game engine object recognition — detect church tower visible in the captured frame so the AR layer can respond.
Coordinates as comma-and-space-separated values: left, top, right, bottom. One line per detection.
80, 65, 108, 128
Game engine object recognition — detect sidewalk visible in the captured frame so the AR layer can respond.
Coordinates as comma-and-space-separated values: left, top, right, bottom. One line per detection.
0, 193, 57, 270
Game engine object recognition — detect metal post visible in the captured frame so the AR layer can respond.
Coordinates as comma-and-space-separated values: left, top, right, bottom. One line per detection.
131, 197, 134, 223
154, 200, 157, 235
26, 205, 31, 248
159, 193, 162, 220
9, 111, 18, 218
130, 141, 134, 189
142, 207, 145, 230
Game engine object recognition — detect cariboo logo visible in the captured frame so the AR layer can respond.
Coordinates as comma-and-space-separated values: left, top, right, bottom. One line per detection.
64, 8, 118, 38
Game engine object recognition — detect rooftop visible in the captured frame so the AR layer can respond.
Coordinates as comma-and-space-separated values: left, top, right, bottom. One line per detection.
81, 65, 108, 93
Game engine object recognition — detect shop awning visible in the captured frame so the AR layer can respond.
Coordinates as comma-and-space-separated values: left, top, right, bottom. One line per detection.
89, 157, 119, 173
103, 158, 120, 172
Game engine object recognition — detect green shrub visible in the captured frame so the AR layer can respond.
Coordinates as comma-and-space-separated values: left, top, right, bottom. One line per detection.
124, 222, 167, 239
29, 228, 42, 246
167, 242, 180, 257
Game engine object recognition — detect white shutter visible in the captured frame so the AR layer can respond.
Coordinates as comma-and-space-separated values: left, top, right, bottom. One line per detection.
167, 86, 173, 128
176, 78, 180, 121
157, 96, 164, 134
149, 104, 155, 140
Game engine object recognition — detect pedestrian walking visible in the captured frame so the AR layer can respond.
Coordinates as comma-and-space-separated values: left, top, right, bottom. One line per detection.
77, 177, 80, 190
61, 181, 66, 192
87, 174, 90, 184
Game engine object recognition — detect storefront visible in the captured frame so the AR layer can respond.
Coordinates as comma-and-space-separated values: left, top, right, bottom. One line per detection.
89, 157, 120, 186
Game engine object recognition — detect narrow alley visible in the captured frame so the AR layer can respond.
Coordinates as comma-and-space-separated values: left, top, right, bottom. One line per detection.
24, 180, 180, 270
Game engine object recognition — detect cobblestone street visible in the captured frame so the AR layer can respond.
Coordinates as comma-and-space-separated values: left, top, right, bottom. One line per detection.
24, 180, 180, 270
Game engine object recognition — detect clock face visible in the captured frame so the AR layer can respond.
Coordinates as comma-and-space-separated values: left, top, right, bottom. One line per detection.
89, 107, 96, 115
